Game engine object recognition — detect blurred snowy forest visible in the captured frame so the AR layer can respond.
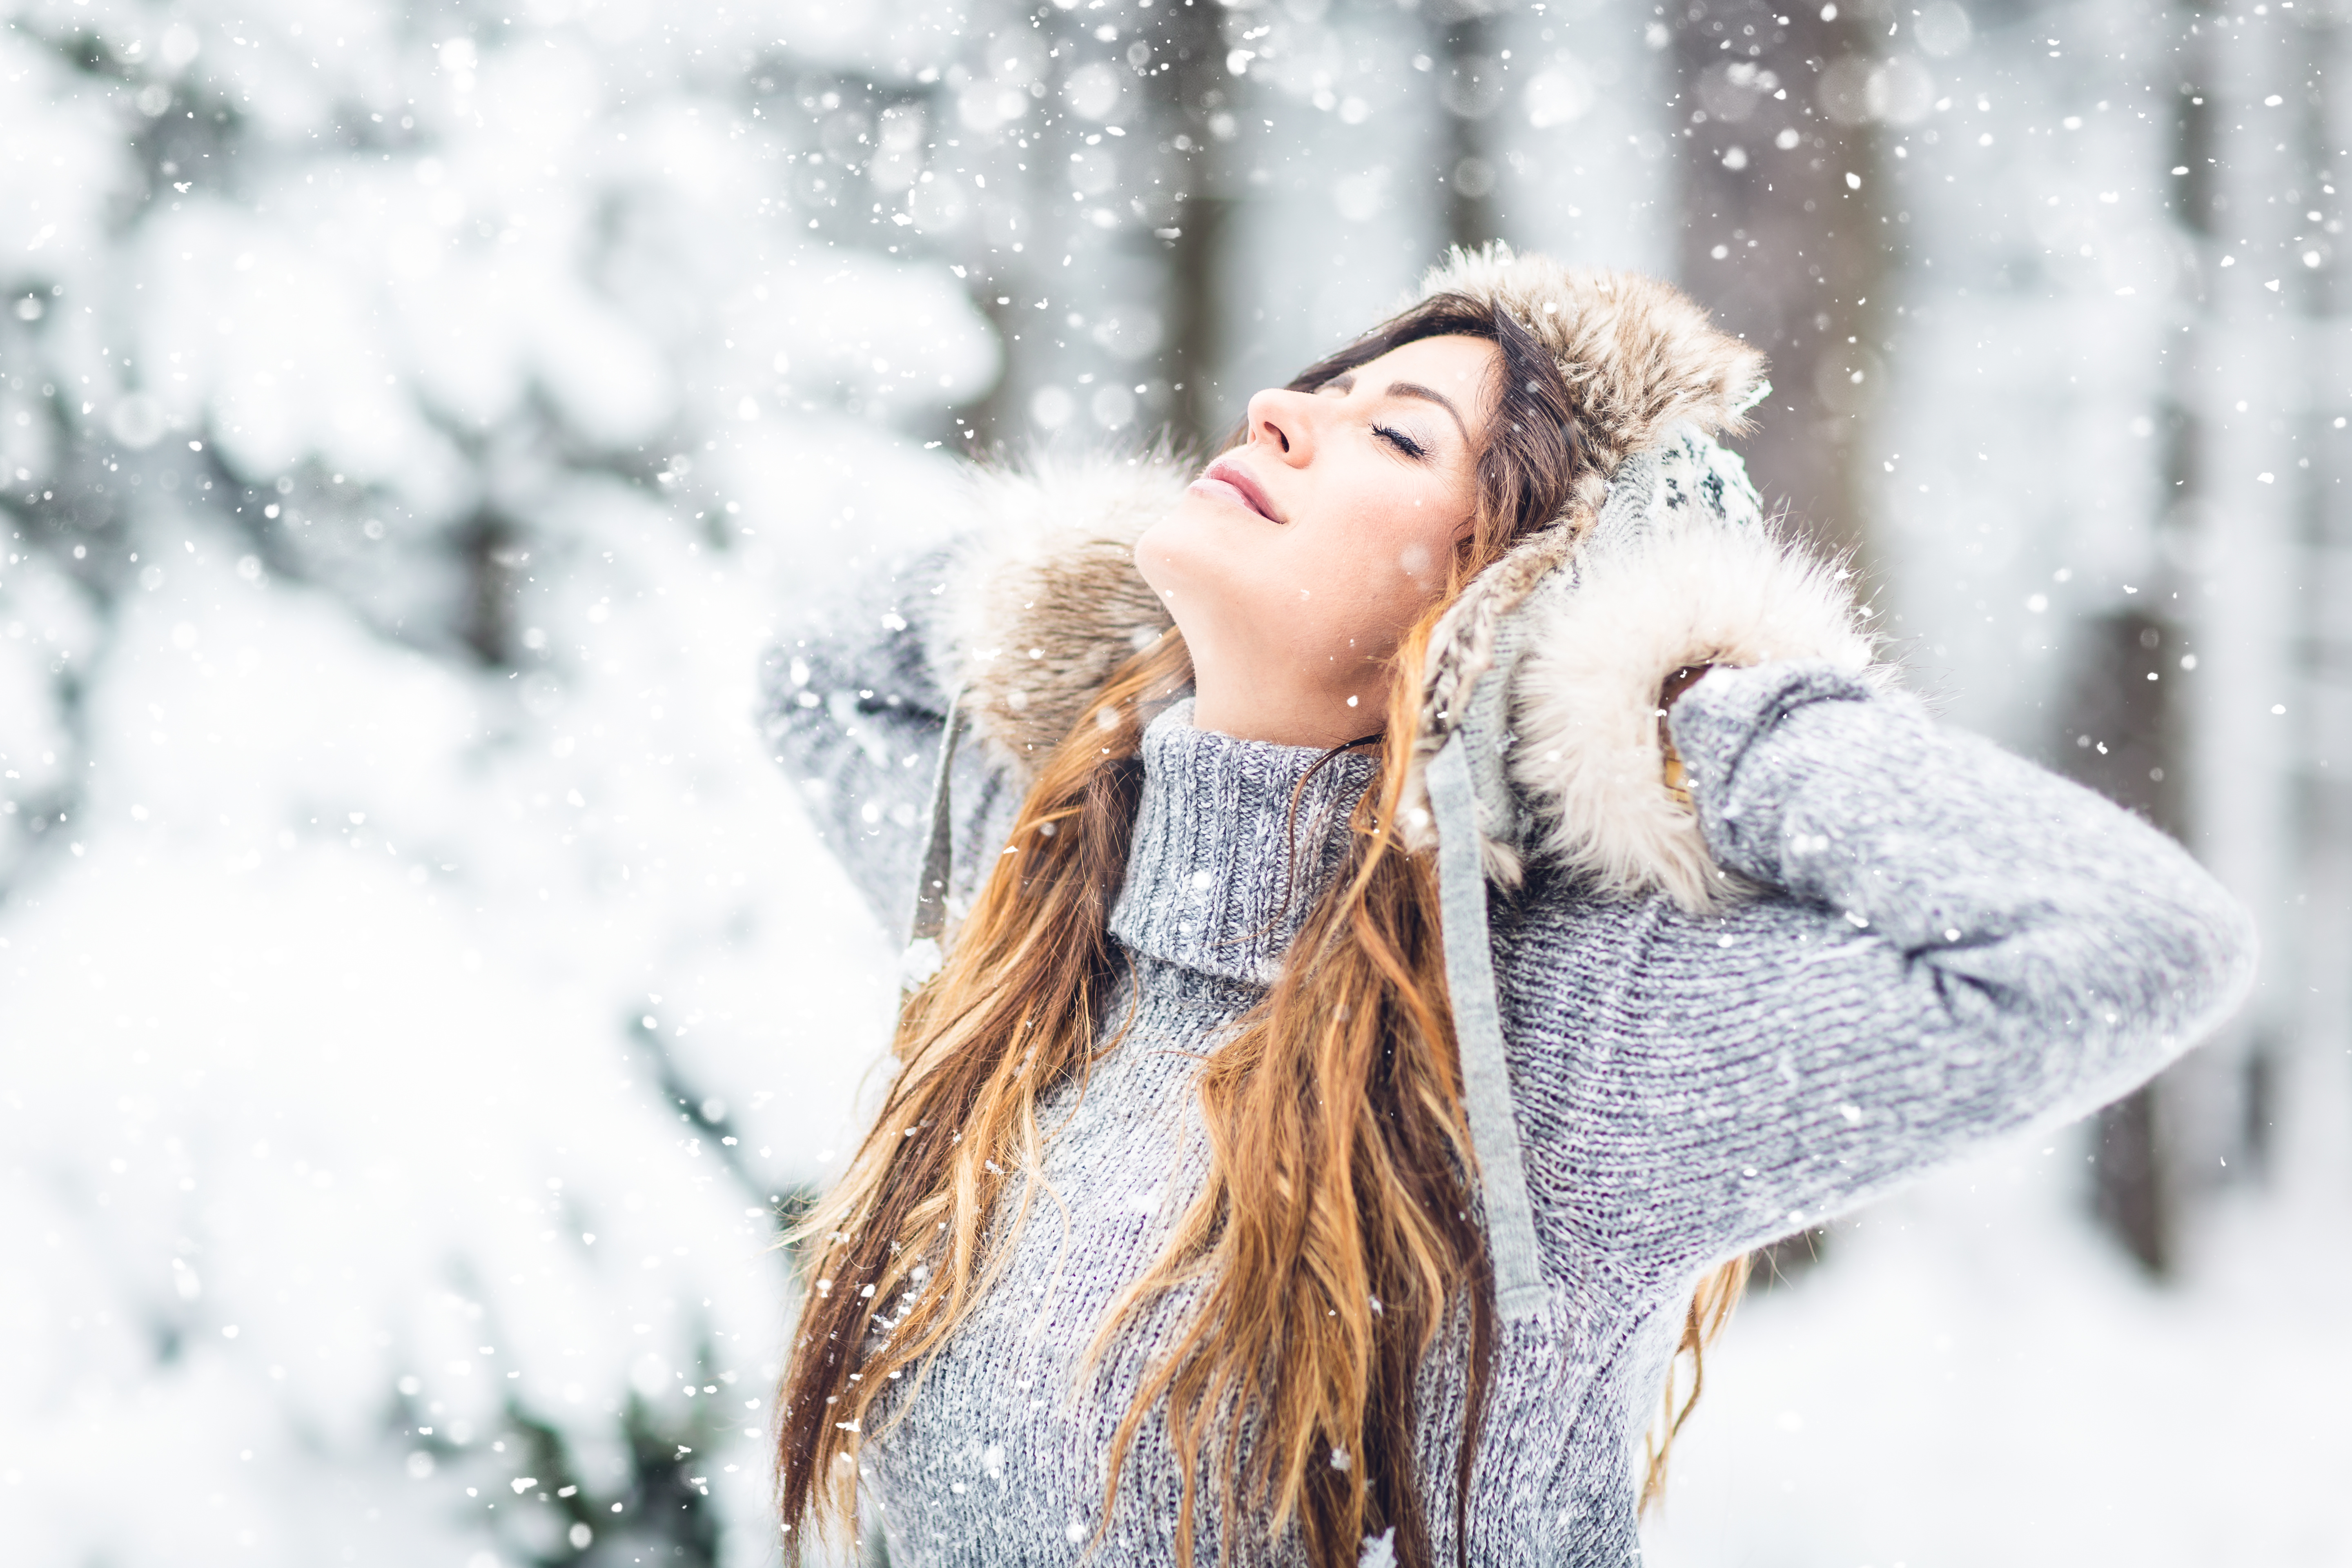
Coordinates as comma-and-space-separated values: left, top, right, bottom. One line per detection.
2, 0, 2347, 1564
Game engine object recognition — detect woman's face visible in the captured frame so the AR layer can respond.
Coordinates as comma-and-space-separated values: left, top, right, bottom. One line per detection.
1135, 333, 1499, 744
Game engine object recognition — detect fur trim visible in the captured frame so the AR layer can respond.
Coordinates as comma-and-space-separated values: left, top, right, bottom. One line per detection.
1508, 517, 1890, 913
1412, 245, 1768, 543
930, 454, 1186, 768
1402, 249, 1771, 848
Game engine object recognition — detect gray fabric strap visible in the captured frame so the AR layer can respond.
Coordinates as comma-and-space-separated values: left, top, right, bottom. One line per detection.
1426, 735, 1547, 1319
907, 687, 969, 951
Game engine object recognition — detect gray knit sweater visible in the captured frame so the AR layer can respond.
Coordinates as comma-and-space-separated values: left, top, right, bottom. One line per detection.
763, 576, 2253, 1566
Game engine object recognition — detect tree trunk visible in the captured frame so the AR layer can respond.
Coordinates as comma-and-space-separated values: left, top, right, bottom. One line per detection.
1672, 0, 1886, 561
1436, 6, 1504, 252
948, 0, 1234, 456
2054, 607, 2187, 1274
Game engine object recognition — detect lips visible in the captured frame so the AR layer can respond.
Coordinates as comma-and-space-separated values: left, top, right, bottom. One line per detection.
1191, 458, 1282, 523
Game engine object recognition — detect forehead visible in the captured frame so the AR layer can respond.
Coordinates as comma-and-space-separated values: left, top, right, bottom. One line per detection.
1336, 339, 1496, 435
1356, 332, 1496, 384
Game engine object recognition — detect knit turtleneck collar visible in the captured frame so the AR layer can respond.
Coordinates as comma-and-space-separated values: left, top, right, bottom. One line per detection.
1107, 700, 1379, 988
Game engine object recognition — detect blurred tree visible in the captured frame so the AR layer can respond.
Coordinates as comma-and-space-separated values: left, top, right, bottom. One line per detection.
2083, 0, 2336, 1274
1436, 2, 1506, 251
2054, 607, 2186, 1272
1160, 0, 1242, 449
940, 0, 1236, 457
1672, 0, 1886, 561
0, 7, 979, 1565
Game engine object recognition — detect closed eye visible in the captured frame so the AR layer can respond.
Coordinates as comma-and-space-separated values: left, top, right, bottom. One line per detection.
1374, 423, 1428, 460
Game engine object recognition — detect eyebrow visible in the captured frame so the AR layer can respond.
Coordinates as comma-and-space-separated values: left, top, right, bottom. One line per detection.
1321, 371, 1470, 443
1385, 381, 1471, 442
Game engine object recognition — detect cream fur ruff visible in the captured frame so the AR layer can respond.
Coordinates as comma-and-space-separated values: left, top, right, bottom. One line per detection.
1507, 517, 1890, 915
927, 454, 1185, 767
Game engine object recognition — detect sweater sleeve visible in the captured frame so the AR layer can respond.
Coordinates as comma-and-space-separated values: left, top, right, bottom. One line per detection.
1494, 661, 2257, 1292
757, 549, 1020, 937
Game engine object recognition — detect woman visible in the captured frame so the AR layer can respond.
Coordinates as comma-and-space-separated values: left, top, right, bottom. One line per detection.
760, 247, 2253, 1568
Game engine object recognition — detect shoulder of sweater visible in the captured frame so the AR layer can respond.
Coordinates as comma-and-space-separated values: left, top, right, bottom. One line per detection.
1490, 859, 1824, 970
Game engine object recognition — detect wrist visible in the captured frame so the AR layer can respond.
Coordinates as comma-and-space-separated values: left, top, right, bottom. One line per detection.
1657, 664, 1716, 806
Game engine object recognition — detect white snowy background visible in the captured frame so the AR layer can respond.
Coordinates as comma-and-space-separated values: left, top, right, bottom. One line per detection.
1, 1, 2345, 1566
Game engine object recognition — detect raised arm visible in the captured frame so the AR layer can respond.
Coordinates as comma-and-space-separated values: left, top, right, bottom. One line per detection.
757, 550, 1017, 936
1497, 661, 2256, 1293
759, 458, 1190, 939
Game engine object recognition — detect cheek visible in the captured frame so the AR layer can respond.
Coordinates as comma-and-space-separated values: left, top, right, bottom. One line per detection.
1345, 486, 1463, 598
1293, 505, 1456, 659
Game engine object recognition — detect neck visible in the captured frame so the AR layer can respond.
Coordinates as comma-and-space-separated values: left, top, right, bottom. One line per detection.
1185, 648, 1390, 748
1109, 701, 1381, 986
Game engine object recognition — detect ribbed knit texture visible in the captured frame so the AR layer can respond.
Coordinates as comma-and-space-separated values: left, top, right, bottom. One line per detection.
760, 573, 2255, 1568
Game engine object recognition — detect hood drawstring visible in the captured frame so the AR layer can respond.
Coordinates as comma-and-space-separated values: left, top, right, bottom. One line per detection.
906, 686, 971, 962
1426, 733, 1549, 1321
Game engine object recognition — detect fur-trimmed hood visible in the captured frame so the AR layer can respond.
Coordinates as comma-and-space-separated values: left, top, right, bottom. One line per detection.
926, 247, 1893, 915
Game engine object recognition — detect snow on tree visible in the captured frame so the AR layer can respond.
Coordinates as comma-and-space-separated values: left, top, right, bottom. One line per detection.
0, 3, 985, 1563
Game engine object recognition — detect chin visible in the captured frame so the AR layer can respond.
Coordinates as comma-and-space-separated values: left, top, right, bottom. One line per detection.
1135, 513, 1261, 648
1134, 503, 1233, 601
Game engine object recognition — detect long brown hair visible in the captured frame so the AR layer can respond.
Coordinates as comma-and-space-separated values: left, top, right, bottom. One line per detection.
775, 294, 1745, 1564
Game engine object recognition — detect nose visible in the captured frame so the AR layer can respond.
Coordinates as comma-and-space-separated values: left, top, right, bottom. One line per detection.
1242, 386, 1318, 467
